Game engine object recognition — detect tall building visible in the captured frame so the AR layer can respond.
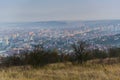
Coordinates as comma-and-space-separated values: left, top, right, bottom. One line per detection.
4, 37, 9, 45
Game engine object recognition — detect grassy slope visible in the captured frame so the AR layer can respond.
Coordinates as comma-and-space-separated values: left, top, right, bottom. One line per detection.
0, 61, 120, 80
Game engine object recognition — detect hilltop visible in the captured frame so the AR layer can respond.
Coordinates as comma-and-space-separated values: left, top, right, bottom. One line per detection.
0, 61, 120, 80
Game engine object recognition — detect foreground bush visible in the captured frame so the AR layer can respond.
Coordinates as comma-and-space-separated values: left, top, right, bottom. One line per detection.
2, 41, 120, 67
2, 45, 71, 67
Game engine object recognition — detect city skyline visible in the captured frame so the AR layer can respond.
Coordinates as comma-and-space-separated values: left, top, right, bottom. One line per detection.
0, 0, 120, 22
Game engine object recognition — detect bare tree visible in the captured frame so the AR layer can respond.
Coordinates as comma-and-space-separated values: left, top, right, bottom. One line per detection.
72, 41, 88, 64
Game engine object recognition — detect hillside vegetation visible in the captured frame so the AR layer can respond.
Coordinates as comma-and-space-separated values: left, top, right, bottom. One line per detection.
1, 41, 120, 80
0, 61, 120, 80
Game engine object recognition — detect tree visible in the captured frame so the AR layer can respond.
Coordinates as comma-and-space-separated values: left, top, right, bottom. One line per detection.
72, 41, 89, 64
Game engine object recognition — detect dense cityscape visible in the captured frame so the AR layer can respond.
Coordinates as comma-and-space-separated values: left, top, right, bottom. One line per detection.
0, 20, 120, 57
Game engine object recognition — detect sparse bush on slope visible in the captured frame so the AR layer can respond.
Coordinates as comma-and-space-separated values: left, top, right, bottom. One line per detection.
2, 41, 120, 67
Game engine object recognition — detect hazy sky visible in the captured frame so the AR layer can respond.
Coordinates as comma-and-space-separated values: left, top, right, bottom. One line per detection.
0, 0, 120, 22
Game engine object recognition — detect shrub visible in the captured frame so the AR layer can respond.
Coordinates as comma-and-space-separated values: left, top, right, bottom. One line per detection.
108, 48, 120, 58
92, 49, 108, 59
72, 41, 89, 64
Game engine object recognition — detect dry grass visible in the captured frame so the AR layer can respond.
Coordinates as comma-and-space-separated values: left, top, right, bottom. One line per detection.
0, 61, 120, 80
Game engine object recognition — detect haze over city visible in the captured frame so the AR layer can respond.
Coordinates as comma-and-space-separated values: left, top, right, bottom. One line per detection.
0, 0, 120, 22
